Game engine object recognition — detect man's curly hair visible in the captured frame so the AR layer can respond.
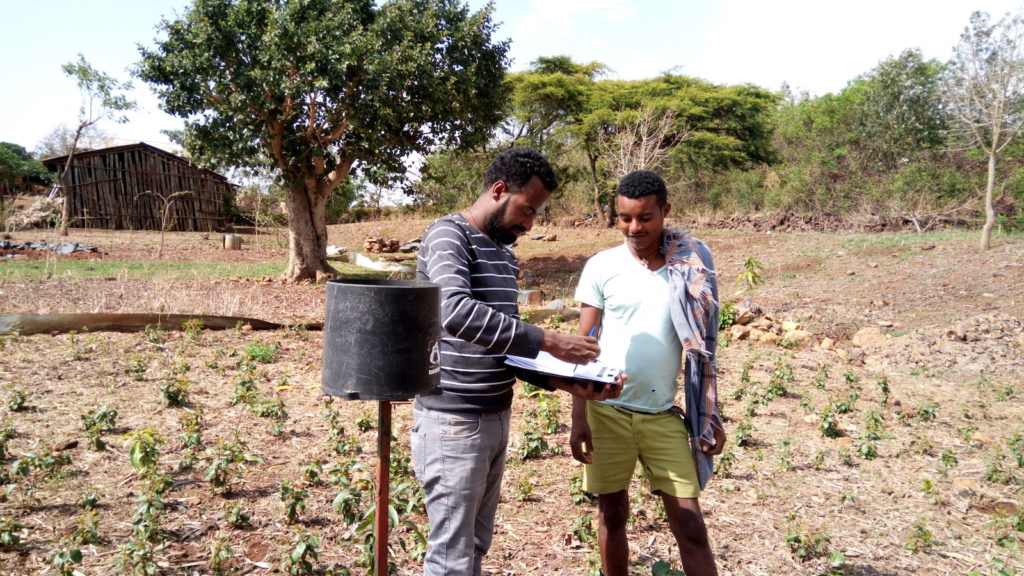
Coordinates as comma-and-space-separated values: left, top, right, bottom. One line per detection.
616, 170, 667, 205
484, 147, 558, 193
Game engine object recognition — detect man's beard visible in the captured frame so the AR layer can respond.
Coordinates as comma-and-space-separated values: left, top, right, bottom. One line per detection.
485, 199, 522, 245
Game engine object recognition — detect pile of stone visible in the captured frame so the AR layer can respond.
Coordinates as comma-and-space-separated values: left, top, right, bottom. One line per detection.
726, 302, 815, 348
363, 236, 421, 254
364, 236, 400, 253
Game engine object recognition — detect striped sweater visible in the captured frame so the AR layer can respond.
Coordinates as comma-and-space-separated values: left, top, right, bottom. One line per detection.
415, 213, 544, 413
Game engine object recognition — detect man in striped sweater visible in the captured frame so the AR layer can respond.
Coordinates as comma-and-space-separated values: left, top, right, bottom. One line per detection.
412, 147, 620, 576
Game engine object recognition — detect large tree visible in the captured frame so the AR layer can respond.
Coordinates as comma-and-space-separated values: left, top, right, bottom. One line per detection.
945, 10, 1024, 250
137, 0, 509, 281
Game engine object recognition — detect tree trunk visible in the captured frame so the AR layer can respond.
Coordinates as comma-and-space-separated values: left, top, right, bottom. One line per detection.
283, 181, 337, 282
587, 152, 607, 227
57, 124, 85, 237
981, 151, 997, 251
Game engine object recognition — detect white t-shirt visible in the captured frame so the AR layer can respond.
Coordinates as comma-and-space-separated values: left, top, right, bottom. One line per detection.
575, 243, 682, 413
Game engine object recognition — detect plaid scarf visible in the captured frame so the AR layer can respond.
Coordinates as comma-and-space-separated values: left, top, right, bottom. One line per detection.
663, 228, 720, 490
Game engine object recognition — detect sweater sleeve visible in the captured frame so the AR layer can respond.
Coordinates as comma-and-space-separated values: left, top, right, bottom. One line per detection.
419, 220, 545, 358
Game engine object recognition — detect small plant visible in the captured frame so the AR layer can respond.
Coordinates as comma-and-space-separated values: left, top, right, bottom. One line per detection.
904, 519, 938, 553
81, 404, 119, 450
736, 256, 765, 297
810, 450, 826, 470
124, 353, 151, 380
6, 389, 27, 412
160, 375, 190, 406
569, 472, 595, 506
205, 435, 262, 494
0, 517, 24, 547
208, 535, 234, 575
915, 401, 939, 421
354, 410, 375, 432
332, 485, 363, 524
243, 340, 279, 364
517, 429, 549, 460
119, 539, 158, 576
281, 531, 320, 575
778, 438, 795, 471
225, 502, 252, 529
51, 541, 83, 576
784, 514, 832, 563
767, 360, 794, 399
179, 406, 204, 448
516, 474, 534, 501
125, 428, 164, 474
182, 318, 204, 342
231, 369, 260, 407
812, 362, 830, 390
144, 323, 168, 345
876, 377, 891, 405
252, 396, 289, 436
73, 510, 101, 544
819, 407, 841, 439
77, 490, 100, 510
279, 480, 308, 524
939, 449, 959, 475
303, 458, 324, 486
985, 453, 1015, 485
734, 419, 754, 446
572, 512, 597, 545
718, 299, 736, 329
913, 434, 934, 455
716, 449, 736, 478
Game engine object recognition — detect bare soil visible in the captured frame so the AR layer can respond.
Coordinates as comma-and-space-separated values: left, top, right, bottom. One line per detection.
0, 219, 1021, 576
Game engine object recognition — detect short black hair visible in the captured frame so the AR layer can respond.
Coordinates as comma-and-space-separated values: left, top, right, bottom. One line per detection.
616, 170, 667, 205
484, 147, 558, 193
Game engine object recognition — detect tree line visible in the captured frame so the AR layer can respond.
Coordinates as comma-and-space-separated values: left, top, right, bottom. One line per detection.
4, 1, 1023, 281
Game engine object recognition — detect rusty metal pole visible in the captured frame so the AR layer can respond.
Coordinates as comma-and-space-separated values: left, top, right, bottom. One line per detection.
375, 400, 392, 576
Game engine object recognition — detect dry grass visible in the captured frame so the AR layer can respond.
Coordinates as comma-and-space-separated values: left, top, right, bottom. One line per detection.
0, 222, 1021, 576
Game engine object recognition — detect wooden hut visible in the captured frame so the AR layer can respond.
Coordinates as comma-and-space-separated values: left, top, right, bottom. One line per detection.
42, 143, 232, 232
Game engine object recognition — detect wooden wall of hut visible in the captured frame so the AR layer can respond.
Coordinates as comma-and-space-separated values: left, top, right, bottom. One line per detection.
57, 144, 229, 232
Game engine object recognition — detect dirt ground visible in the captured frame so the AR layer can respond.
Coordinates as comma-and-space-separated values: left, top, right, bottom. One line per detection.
0, 219, 1022, 576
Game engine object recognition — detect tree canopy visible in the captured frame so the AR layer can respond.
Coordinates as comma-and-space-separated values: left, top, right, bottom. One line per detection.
137, 0, 510, 281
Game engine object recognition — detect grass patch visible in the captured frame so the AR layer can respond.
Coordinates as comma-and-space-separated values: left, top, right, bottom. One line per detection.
0, 259, 402, 282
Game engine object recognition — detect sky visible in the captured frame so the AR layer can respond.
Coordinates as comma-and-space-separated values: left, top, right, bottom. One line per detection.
2, 0, 1022, 156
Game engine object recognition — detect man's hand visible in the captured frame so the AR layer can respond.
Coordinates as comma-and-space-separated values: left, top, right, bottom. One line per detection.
541, 330, 599, 365
699, 414, 727, 455
548, 375, 624, 401
569, 410, 594, 464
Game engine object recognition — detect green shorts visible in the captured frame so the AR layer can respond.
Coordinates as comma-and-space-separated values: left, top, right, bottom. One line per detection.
583, 401, 700, 498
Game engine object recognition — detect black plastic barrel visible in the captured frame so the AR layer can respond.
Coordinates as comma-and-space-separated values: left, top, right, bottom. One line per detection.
321, 279, 441, 400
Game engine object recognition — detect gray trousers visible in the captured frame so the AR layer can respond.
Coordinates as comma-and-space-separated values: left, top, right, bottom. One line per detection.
412, 405, 511, 576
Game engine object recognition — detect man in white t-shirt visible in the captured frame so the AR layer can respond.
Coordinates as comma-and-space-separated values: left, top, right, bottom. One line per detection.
570, 170, 725, 576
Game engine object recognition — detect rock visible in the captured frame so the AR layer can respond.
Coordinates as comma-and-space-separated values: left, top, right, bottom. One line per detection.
918, 242, 936, 250
781, 320, 802, 332
783, 329, 813, 348
819, 337, 835, 350
852, 326, 886, 346
729, 324, 751, 341
546, 299, 565, 310
734, 306, 756, 325
517, 290, 544, 306
542, 234, 558, 242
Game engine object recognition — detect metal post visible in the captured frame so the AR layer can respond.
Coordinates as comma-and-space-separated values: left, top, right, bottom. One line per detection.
375, 400, 392, 576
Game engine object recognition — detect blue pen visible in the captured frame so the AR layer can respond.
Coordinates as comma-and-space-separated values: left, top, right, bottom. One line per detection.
588, 326, 597, 338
